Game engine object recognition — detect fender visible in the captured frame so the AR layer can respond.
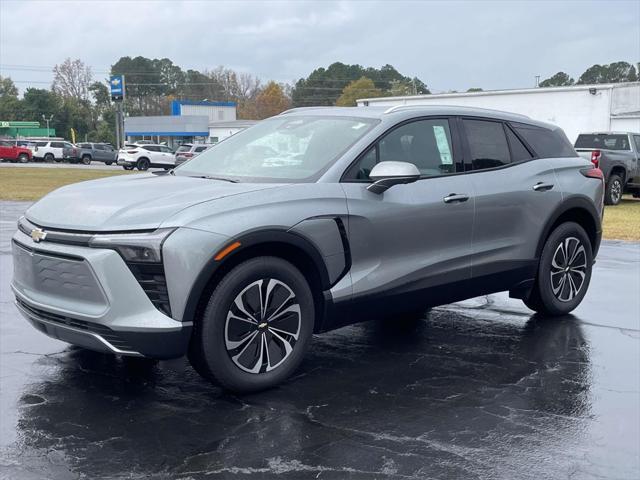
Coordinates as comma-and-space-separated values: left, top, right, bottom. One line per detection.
181, 228, 340, 325
535, 195, 602, 259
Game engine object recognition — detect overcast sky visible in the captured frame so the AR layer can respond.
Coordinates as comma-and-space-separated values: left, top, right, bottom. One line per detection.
1, 0, 638, 94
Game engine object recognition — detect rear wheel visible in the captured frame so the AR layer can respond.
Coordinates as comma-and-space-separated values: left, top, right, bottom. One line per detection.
604, 174, 623, 205
81, 155, 91, 165
136, 157, 150, 171
188, 257, 314, 392
44, 153, 54, 163
105, 161, 113, 166
523, 222, 593, 316
18, 153, 29, 163
123, 165, 134, 171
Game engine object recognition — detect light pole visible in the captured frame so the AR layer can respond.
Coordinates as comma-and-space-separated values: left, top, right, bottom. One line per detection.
42, 114, 53, 137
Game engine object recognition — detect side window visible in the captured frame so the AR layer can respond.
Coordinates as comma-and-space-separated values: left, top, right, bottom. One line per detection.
160, 146, 173, 153
0, 140, 10, 146
513, 123, 577, 158
143, 146, 159, 152
94, 144, 105, 150
348, 147, 377, 180
505, 127, 533, 162
51, 142, 65, 148
463, 119, 510, 170
634, 135, 640, 153
36, 142, 47, 147
195, 146, 208, 153
378, 119, 455, 176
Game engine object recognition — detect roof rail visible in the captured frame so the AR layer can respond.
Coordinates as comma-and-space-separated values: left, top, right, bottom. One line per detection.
384, 104, 531, 119
383, 105, 428, 114
279, 106, 334, 115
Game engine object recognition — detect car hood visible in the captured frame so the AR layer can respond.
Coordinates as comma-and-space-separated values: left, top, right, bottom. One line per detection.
26, 173, 281, 231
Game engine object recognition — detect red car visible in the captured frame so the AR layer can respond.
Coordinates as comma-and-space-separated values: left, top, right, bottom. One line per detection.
0, 140, 32, 163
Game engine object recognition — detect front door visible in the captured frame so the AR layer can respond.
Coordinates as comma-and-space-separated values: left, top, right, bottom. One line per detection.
340, 117, 474, 311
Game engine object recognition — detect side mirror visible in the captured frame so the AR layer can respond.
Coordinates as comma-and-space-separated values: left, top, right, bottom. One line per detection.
367, 161, 421, 194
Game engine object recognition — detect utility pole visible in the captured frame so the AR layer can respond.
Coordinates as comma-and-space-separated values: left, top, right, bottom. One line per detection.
42, 114, 53, 137
535, 75, 540, 88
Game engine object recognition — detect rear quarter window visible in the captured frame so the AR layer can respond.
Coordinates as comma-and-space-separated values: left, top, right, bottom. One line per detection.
512, 123, 577, 158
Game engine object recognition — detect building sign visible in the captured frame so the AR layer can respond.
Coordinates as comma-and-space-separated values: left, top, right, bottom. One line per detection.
0, 121, 40, 128
110, 75, 125, 101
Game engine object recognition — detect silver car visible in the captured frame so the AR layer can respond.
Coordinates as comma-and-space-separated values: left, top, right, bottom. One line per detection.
11, 106, 604, 392
174, 143, 214, 167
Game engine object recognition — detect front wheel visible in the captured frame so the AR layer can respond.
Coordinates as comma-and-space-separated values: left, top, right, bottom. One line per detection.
523, 222, 593, 316
188, 257, 314, 392
81, 155, 91, 165
123, 165, 134, 171
18, 153, 29, 163
604, 174, 623, 205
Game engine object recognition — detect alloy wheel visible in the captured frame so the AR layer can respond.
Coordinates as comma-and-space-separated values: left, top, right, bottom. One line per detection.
224, 278, 301, 374
550, 237, 587, 302
610, 179, 622, 204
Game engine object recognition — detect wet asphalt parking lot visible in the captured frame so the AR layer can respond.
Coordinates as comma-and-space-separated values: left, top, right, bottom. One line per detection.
0, 200, 639, 480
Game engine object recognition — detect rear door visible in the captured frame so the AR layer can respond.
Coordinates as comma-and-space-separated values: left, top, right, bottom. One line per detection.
158, 145, 176, 165
341, 117, 474, 307
460, 118, 564, 284
632, 135, 640, 183
50, 141, 66, 158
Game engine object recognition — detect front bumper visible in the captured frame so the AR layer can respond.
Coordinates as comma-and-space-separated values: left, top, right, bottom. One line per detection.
11, 228, 191, 358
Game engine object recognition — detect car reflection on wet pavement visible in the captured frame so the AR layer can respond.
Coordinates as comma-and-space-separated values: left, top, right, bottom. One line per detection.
1, 201, 639, 479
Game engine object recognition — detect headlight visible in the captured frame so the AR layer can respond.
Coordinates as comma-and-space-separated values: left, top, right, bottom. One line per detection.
88, 228, 175, 263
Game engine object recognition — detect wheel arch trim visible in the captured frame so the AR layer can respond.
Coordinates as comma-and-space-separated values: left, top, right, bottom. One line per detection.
181, 228, 339, 326
536, 196, 602, 259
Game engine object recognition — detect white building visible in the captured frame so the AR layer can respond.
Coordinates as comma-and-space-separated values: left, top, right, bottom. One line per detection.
357, 82, 640, 142
171, 100, 236, 123
209, 120, 259, 143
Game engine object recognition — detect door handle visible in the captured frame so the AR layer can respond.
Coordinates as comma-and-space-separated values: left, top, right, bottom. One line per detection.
533, 182, 554, 192
443, 193, 469, 204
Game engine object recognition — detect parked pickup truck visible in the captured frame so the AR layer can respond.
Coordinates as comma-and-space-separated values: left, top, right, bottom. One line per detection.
62, 142, 118, 165
0, 140, 32, 163
575, 132, 640, 205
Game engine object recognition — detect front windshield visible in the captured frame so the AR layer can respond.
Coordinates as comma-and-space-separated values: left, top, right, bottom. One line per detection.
175, 115, 378, 182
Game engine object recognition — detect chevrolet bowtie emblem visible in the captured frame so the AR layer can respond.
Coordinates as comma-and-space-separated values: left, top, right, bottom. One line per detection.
31, 228, 47, 243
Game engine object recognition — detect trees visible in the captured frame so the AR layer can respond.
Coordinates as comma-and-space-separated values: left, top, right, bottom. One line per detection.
52, 58, 93, 101
291, 62, 428, 107
336, 77, 384, 106
577, 61, 638, 84
254, 82, 291, 119
539, 72, 574, 87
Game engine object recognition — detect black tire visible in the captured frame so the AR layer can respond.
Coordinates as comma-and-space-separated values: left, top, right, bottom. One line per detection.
604, 174, 623, 205
188, 256, 314, 392
123, 165, 134, 171
81, 155, 91, 165
44, 153, 54, 163
105, 161, 113, 166
523, 222, 593, 316
136, 157, 150, 171
18, 153, 29, 163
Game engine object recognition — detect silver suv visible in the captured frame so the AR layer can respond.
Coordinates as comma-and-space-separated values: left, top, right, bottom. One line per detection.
11, 106, 604, 392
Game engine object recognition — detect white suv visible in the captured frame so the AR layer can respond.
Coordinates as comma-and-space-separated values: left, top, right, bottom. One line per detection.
33, 140, 73, 162
117, 144, 176, 170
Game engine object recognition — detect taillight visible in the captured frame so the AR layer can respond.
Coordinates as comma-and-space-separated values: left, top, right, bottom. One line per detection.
580, 166, 604, 180
590, 150, 601, 168
183, 153, 193, 158
126, 150, 138, 154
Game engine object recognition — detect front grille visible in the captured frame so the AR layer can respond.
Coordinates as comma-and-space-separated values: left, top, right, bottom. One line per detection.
125, 262, 172, 317
16, 298, 135, 352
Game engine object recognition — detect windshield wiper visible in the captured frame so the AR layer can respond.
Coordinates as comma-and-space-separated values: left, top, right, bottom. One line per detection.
189, 175, 238, 183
